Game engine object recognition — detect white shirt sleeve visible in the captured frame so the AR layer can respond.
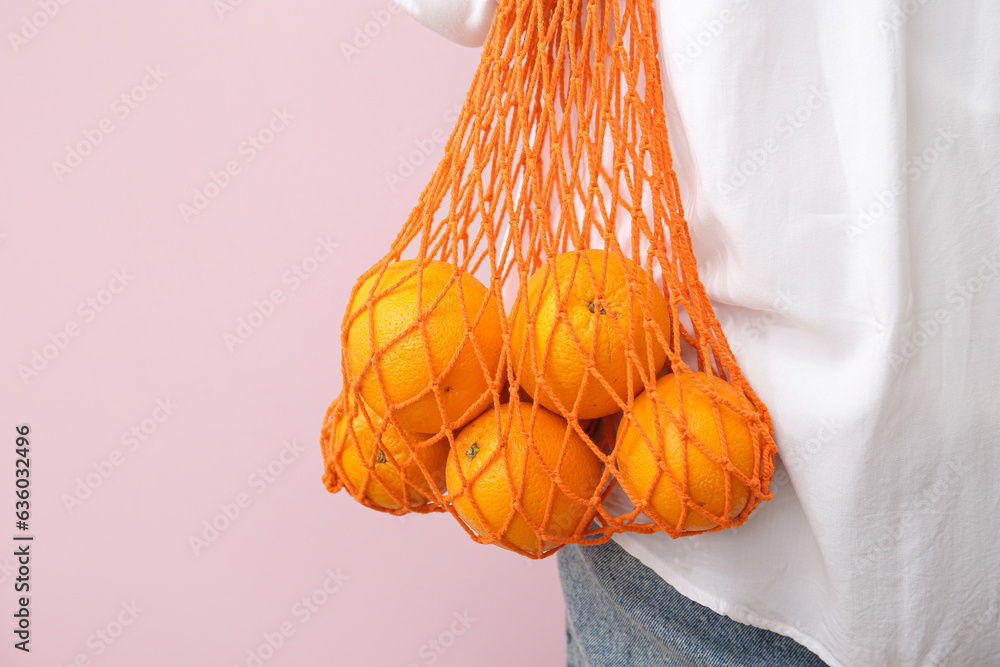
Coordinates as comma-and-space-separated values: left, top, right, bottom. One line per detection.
396, 0, 498, 47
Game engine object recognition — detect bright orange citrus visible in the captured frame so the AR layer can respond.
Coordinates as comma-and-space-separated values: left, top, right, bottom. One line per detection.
446, 402, 605, 554
615, 371, 757, 532
511, 249, 671, 420
346, 259, 504, 434
334, 393, 448, 510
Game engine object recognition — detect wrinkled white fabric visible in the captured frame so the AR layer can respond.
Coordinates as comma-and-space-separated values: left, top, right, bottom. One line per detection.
395, 0, 498, 47
398, 2, 1000, 665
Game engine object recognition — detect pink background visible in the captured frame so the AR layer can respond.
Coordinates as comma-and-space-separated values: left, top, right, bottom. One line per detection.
1, 1, 565, 664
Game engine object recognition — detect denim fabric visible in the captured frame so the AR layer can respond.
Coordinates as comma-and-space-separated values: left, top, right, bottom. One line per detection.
557, 540, 829, 666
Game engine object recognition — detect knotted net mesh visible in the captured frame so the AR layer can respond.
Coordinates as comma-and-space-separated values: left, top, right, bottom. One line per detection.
320, 0, 776, 558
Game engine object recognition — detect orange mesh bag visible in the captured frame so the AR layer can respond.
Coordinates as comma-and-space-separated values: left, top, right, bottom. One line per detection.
320, 0, 777, 558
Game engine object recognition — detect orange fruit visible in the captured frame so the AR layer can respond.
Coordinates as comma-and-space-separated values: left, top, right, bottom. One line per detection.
334, 394, 448, 510
615, 371, 757, 532
446, 402, 605, 553
345, 259, 504, 433
511, 249, 671, 420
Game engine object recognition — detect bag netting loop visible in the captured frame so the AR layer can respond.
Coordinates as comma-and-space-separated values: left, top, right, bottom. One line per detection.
320, 0, 777, 558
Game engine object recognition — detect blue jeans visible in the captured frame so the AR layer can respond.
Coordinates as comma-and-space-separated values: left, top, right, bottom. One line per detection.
557, 540, 828, 666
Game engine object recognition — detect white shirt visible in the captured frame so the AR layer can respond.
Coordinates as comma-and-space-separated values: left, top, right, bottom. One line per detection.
398, 2, 1000, 665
